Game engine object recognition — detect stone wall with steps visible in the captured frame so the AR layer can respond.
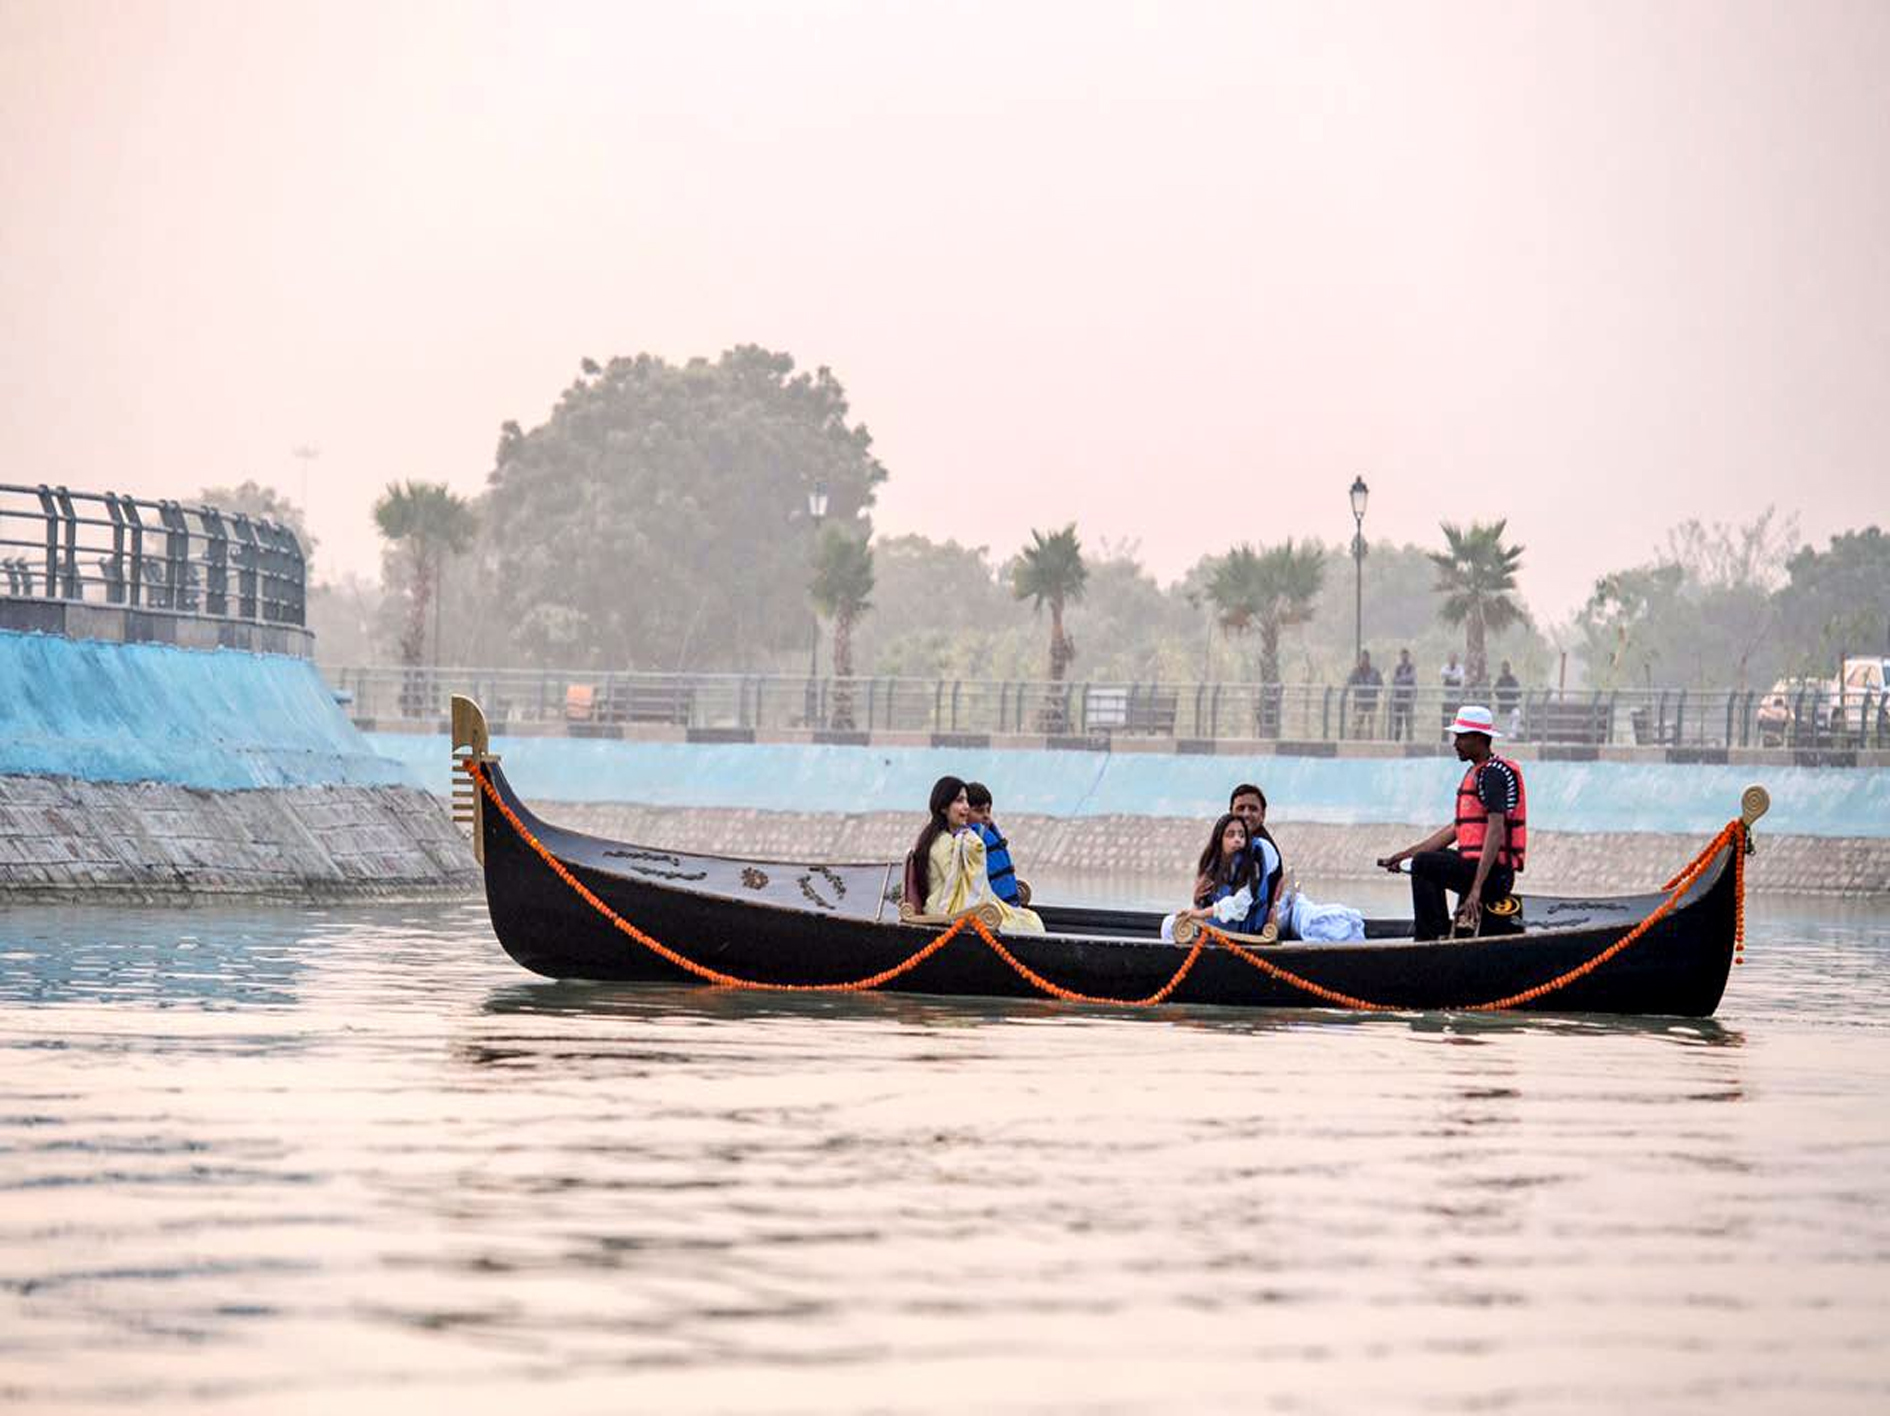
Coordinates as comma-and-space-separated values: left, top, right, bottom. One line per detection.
0, 775, 476, 901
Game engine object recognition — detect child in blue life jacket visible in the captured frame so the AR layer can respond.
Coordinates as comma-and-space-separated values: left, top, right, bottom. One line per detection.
964, 781, 1024, 905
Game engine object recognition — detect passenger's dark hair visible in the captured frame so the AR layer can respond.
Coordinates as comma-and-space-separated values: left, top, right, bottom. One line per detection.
965, 781, 992, 809
1228, 783, 1266, 811
1193, 812, 1256, 908
911, 775, 968, 903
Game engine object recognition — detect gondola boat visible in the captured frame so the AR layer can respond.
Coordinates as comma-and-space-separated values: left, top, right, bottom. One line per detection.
451, 696, 1766, 1018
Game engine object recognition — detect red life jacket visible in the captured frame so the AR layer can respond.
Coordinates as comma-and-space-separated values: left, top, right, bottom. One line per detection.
1456, 756, 1528, 872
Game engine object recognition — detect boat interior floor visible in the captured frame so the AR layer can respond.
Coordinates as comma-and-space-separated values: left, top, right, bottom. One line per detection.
1033, 893, 1649, 943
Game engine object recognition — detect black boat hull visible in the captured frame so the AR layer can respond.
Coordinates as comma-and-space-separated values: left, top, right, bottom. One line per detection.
473, 761, 1741, 1018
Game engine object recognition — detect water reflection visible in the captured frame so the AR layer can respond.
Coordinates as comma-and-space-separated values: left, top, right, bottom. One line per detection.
0, 895, 1884, 1412
0, 904, 309, 1009
478, 977, 1747, 1048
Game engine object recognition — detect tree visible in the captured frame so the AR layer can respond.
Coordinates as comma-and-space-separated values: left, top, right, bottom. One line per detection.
1011, 523, 1087, 684
1775, 527, 1890, 674
1060, 543, 1200, 682
1430, 520, 1527, 687
809, 527, 874, 728
1289, 537, 1550, 685
1573, 511, 1806, 690
485, 347, 887, 670
1661, 506, 1798, 593
373, 481, 477, 667
1576, 563, 1689, 689
1204, 539, 1325, 683
851, 535, 1011, 678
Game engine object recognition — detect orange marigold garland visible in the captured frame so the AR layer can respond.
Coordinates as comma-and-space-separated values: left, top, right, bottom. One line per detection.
466, 759, 1749, 1014
468, 759, 1207, 1003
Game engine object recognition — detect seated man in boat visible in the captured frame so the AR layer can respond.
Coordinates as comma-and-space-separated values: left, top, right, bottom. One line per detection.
1226, 783, 1286, 935
1375, 705, 1527, 939
1222, 782, 1364, 940
964, 781, 1027, 906
911, 776, 1044, 933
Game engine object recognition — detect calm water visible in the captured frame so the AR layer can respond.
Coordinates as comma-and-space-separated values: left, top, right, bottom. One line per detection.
2, 878, 1888, 1414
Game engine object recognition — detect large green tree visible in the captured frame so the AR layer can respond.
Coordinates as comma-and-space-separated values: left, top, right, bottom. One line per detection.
852, 535, 1194, 683
485, 347, 886, 669
1205, 539, 1326, 683
849, 535, 1011, 679
1011, 523, 1088, 685
1574, 510, 1799, 690
1430, 520, 1527, 687
373, 481, 477, 666
809, 527, 874, 728
1775, 527, 1890, 674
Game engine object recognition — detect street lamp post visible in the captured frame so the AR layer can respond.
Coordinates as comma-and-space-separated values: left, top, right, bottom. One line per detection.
806, 480, 829, 725
1349, 476, 1370, 667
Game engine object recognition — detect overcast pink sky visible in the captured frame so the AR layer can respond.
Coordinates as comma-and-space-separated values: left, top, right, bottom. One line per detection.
3, 0, 1885, 622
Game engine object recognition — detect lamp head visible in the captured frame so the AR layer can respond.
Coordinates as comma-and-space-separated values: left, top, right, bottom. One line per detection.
808, 480, 830, 519
1349, 475, 1369, 520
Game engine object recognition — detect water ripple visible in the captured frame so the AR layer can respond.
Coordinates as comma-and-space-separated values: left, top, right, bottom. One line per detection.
0, 892, 1886, 1412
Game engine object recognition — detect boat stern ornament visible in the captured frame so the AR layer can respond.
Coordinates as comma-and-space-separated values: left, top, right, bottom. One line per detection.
451, 694, 499, 863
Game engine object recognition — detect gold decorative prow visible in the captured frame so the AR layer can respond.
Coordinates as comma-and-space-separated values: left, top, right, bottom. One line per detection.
1740, 783, 1770, 855
1172, 916, 1278, 947
450, 694, 498, 862
899, 898, 1004, 931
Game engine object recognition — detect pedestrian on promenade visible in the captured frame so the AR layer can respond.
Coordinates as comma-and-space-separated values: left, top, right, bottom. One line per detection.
1494, 659, 1522, 736
1347, 650, 1383, 738
1440, 652, 1465, 737
1390, 648, 1416, 742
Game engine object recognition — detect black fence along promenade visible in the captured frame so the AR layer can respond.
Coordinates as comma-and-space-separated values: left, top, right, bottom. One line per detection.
0, 484, 305, 627
327, 665, 1890, 753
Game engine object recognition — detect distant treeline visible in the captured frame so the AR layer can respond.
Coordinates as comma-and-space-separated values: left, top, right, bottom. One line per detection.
278, 347, 1885, 691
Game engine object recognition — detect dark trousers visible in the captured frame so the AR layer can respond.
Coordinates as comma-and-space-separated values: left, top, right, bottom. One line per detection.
1410, 850, 1515, 940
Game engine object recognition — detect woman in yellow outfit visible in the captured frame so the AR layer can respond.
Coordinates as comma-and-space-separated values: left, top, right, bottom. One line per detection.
913, 775, 1045, 933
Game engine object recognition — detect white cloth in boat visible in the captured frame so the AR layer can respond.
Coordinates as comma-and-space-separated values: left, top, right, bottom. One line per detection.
926, 829, 1045, 933
1279, 887, 1366, 942
1160, 883, 1367, 943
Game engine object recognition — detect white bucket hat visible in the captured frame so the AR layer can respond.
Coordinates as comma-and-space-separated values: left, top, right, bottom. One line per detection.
1448, 704, 1500, 737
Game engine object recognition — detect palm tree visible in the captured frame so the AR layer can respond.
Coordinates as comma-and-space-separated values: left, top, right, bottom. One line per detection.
809, 527, 874, 729
1429, 519, 1526, 688
1205, 539, 1325, 684
1012, 523, 1088, 683
373, 481, 477, 668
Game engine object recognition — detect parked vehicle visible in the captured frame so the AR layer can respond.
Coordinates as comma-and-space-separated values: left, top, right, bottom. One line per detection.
1826, 656, 1890, 741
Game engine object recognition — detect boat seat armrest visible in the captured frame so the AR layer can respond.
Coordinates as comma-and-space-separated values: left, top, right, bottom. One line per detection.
1172, 916, 1278, 946
898, 900, 1004, 930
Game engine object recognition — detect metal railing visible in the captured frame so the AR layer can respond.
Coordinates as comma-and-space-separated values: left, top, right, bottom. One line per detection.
0, 484, 305, 626
325, 665, 1890, 750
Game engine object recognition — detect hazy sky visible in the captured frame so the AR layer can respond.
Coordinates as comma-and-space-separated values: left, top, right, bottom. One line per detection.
3, 0, 1886, 624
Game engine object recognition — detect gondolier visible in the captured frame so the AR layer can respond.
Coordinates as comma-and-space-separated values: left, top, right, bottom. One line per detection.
1376, 704, 1528, 940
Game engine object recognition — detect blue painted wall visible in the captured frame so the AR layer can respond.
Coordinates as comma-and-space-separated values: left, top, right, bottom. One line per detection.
1, 630, 415, 790
370, 731, 1890, 839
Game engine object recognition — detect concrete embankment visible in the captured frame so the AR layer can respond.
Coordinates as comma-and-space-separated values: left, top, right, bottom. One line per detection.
1, 631, 474, 899
371, 733, 1890, 896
